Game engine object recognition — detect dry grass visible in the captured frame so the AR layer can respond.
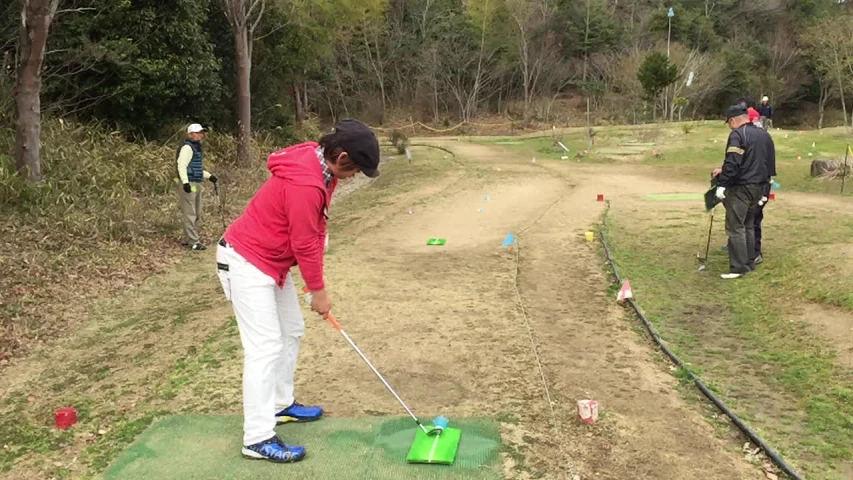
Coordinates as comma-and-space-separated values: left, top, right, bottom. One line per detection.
0, 119, 275, 363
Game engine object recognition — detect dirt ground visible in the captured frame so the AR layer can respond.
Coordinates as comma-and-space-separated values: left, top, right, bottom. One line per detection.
1, 140, 775, 479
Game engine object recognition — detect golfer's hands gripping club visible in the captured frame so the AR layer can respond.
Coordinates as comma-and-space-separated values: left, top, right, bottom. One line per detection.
715, 186, 726, 200
304, 289, 332, 316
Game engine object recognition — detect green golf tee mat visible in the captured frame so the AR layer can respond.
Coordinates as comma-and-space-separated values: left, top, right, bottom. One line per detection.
105, 415, 500, 480
407, 426, 462, 465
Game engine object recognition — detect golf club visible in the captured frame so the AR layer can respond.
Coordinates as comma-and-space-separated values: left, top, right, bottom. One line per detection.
301, 288, 440, 437
697, 206, 716, 271
213, 181, 226, 231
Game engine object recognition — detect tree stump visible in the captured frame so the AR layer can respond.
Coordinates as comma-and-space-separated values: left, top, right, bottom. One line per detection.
810, 159, 841, 177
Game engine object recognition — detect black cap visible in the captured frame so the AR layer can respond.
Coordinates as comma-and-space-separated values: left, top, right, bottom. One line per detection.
725, 104, 748, 122
329, 119, 380, 178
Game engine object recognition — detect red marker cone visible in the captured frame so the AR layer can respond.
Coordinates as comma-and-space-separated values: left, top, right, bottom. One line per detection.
616, 280, 633, 303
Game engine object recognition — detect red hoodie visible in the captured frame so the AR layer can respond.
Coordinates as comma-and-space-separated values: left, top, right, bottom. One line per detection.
223, 142, 337, 291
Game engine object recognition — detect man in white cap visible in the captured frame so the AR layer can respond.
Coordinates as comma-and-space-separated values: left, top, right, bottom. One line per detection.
758, 96, 773, 131
177, 123, 217, 250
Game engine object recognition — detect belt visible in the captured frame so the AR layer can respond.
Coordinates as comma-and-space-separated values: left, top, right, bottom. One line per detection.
218, 237, 231, 248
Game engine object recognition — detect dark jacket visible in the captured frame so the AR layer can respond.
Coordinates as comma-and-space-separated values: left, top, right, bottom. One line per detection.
757, 104, 773, 118
717, 123, 772, 188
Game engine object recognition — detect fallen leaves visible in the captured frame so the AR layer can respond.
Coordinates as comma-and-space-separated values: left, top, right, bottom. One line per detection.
742, 443, 781, 479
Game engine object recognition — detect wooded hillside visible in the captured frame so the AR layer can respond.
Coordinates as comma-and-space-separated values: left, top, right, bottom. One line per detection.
3, 0, 853, 141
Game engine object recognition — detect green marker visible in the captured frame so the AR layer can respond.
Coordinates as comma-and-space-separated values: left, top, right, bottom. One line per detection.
426, 238, 446, 245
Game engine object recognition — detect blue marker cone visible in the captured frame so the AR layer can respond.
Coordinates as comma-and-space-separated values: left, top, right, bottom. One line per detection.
501, 232, 516, 248
432, 416, 449, 429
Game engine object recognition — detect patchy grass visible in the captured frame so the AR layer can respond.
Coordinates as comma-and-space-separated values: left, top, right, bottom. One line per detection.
605, 201, 853, 479
0, 119, 278, 364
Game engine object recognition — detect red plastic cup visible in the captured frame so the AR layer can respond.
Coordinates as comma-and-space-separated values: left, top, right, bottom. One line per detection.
769, 193, 776, 200
596, 194, 605, 202
55, 407, 77, 429
577, 399, 599, 424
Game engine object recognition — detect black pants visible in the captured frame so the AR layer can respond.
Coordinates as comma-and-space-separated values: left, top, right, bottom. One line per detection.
753, 183, 771, 257
723, 185, 762, 274
754, 202, 765, 257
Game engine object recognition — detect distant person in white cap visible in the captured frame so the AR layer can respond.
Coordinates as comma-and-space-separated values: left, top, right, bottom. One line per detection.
758, 96, 773, 131
176, 123, 217, 250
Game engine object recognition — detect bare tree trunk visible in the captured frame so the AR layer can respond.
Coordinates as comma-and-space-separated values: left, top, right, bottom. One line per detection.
293, 84, 305, 123
465, 0, 490, 123
302, 81, 308, 114
334, 73, 349, 116
583, 0, 590, 82
234, 28, 252, 164
14, 0, 60, 182
223, 0, 265, 164
362, 29, 387, 120
834, 52, 848, 131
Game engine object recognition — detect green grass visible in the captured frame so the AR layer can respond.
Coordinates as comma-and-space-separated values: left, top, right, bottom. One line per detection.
604, 203, 853, 479
641, 125, 852, 196
475, 134, 616, 163
501, 122, 852, 196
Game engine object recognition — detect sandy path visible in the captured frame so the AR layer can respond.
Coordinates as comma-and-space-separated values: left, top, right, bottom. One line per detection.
294, 141, 762, 479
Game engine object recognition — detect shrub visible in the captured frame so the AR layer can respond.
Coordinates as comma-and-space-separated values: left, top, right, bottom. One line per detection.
389, 129, 410, 155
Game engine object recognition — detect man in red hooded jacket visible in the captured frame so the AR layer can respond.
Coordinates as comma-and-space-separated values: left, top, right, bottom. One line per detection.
215, 119, 380, 463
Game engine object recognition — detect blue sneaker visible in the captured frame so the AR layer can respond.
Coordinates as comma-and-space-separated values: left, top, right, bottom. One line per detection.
242, 436, 305, 463
276, 401, 324, 424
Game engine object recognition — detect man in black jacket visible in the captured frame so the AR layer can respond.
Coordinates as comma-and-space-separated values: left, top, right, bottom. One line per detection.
712, 105, 770, 279
753, 132, 776, 264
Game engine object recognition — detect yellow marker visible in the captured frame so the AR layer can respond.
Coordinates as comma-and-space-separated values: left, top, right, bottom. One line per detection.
585, 232, 595, 242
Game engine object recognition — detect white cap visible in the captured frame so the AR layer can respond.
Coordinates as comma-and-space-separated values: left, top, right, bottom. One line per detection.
762, 96, 769, 102
187, 123, 207, 134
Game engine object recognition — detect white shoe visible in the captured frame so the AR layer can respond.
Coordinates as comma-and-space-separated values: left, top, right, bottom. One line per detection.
720, 273, 745, 280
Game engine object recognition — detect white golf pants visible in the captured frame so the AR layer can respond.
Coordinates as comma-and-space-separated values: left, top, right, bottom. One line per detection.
216, 243, 304, 446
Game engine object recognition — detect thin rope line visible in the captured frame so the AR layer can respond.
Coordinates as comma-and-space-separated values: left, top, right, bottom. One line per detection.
513, 238, 558, 432
512, 189, 569, 431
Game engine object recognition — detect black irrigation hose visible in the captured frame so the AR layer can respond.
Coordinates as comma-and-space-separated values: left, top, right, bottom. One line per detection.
598, 201, 805, 480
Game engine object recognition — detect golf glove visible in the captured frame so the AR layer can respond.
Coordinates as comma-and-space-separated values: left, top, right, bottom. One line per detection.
758, 196, 768, 207
183, 183, 192, 194
715, 186, 726, 200
209, 175, 218, 184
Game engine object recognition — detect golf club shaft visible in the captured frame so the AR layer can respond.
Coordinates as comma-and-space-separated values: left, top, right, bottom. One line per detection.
703, 208, 715, 260
333, 325, 429, 434
301, 289, 430, 434
214, 183, 226, 230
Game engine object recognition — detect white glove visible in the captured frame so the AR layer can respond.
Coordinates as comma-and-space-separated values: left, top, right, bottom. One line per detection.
715, 186, 726, 200
758, 196, 768, 206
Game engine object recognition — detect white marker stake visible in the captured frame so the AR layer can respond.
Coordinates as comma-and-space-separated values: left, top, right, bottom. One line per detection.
686, 71, 694, 87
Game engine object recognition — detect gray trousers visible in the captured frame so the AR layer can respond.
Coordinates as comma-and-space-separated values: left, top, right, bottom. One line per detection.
179, 183, 202, 245
723, 185, 762, 274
